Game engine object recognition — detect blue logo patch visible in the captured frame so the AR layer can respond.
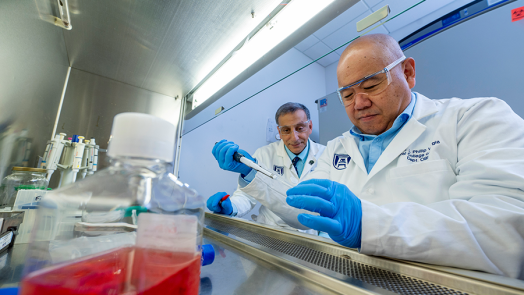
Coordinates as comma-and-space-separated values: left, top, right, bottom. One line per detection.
273, 165, 284, 176
320, 98, 328, 108
333, 154, 351, 170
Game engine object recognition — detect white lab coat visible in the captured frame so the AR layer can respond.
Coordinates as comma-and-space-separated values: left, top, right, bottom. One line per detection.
240, 93, 524, 279
230, 139, 326, 232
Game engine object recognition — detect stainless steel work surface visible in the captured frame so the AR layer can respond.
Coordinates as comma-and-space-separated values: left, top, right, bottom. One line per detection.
0, 244, 28, 289
204, 213, 524, 295
201, 237, 340, 295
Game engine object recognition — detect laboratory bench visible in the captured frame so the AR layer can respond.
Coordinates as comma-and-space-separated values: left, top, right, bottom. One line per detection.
1, 213, 524, 294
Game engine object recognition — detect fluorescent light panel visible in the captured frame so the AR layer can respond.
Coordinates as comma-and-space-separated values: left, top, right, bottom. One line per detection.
192, 0, 335, 109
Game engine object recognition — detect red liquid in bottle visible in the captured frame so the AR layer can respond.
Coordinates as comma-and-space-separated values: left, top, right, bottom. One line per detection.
20, 247, 201, 295
132, 247, 201, 295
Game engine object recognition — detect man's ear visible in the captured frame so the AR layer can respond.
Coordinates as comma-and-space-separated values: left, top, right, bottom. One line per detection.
403, 57, 416, 89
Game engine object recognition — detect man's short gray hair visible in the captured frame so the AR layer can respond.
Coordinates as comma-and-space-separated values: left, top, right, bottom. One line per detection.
275, 102, 311, 125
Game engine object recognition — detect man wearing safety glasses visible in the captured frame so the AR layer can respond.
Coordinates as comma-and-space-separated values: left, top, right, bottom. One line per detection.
209, 103, 326, 233
216, 33, 524, 279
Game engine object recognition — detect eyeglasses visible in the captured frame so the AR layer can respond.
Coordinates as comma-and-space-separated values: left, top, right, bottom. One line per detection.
337, 55, 406, 107
278, 120, 311, 135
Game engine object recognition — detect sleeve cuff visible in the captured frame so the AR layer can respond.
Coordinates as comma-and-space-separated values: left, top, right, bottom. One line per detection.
359, 199, 382, 255
318, 231, 330, 239
238, 169, 257, 187
231, 202, 238, 217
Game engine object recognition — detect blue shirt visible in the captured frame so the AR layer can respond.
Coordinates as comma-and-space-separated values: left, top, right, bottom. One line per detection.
350, 92, 417, 174
284, 140, 310, 178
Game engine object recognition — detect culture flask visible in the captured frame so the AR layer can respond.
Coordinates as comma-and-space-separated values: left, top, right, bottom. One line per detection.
20, 113, 205, 295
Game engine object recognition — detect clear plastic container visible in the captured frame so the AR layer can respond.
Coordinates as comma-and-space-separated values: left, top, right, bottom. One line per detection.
0, 167, 49, 210
19, 113, 205, 295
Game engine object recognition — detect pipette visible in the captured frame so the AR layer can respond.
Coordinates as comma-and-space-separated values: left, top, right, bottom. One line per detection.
232, 152, 275, 179
214, 142, 293, 189
232, 152, 293, 189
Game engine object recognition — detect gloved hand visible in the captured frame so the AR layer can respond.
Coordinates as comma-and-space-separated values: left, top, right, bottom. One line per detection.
206, 192, 233, 215
212, 140, 254, 176
286, 179, 362, 248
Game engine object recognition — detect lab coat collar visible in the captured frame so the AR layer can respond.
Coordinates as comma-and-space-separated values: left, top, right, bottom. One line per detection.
277, 139, 318, 178
367, 93, 435, 179
276, 140, 291, 167
367, 117, 426, 179
339, 92, 436, 179
277, 140, 298, 176
412, 92, 439, 120
301, 140, 320, 179
309, 139, 320, 157
340, 133, 368, 174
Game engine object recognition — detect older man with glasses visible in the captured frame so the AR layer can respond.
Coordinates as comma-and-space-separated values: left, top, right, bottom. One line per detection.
209, 103, 326, 233
215, 34, 524, 279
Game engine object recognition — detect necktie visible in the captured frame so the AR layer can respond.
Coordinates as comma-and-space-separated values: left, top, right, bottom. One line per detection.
292, 156, 299, 175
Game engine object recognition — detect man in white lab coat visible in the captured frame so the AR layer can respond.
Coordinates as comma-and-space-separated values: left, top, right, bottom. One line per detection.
209, 103, 326, 232
215, 34, 524, 279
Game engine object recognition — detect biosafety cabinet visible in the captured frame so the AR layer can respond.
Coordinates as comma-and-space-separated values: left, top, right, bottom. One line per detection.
1, 0, 524, 294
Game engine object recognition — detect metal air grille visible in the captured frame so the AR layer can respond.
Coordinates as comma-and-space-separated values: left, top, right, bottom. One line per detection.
205, 218, 467, 295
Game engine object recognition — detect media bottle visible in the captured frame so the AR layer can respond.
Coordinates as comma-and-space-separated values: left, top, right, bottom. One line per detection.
20, 113, 205, 295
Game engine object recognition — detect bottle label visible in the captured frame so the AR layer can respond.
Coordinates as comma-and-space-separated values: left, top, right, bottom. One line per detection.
0, 231, 13, 250
136, 213, 197, 253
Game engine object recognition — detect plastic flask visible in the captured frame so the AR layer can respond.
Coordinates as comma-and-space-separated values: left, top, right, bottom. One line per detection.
19, 113, 205, 295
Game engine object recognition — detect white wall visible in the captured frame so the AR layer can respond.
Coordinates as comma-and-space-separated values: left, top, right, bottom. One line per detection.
406, 0, 524, 118
325, 61, 339, 95
179, 48, 325, 216
323, 2, 524, 119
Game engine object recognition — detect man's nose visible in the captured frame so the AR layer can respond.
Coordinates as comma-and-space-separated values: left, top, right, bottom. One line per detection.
291, 130, 300, 140
353, 93, 372, 110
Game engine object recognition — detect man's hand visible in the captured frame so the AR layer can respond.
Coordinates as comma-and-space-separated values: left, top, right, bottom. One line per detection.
212, 140, 254, 176
286, 179, 362, 248
206, 192, 233, 215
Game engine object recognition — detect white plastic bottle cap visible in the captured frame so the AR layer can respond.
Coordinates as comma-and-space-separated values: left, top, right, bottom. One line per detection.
107, 113, 176, 162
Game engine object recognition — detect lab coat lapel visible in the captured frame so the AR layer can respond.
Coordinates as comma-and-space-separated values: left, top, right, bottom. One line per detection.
277, 140, 296, 177
301, 139, 318, 179
340, 133, 367, 173
367, 93, 439, 179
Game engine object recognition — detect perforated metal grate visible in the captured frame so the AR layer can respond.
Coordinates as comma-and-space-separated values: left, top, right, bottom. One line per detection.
205, 218, 467, 295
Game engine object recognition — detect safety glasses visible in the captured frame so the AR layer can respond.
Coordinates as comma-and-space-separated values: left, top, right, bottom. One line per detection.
337, 55, 406, 106
278, 120, 311, 135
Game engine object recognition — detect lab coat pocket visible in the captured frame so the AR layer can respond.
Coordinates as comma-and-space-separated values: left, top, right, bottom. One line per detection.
388, 160, 456, 204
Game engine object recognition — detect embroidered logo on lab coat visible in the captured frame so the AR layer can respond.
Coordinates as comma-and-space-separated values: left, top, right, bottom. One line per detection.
273, 165, 284, 175
333, 154, 351, 170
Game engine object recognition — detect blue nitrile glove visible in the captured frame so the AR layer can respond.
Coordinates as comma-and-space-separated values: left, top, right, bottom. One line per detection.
212, 140, 254, 177
206, 192, 233, 215
286, 179, 362, 248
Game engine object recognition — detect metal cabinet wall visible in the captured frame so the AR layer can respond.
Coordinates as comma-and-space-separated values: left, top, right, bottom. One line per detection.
0, 0, 181, 187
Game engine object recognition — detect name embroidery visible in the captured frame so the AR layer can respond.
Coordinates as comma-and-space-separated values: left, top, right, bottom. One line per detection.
400, 140, 440, 162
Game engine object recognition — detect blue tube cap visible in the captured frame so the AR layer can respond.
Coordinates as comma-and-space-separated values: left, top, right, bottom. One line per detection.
72, 135, 79, 143
0, 287, 19, 295
201, 244, 215, 266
